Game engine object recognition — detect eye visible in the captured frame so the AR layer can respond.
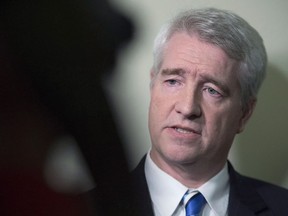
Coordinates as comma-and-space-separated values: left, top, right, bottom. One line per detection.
205, 87, 222, 97
165, 79, 180, 86
208, 87, 219, 94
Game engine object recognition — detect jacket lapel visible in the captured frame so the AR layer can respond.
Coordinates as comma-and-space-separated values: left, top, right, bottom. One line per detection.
227, 162, 273, 216
131, 156, 154, 216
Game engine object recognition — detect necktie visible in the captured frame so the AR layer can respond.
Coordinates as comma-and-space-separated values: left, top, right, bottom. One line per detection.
184, 192, 206, 216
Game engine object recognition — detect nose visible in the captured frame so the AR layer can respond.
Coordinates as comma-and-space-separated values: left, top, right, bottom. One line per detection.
175, 89, 202, 118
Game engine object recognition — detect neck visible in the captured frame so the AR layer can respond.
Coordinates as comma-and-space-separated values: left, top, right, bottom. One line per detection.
150, 152, 226, 188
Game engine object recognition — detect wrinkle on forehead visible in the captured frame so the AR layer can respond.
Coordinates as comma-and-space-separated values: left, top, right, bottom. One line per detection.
163, 33, 235, 70
161, 33, 239, 78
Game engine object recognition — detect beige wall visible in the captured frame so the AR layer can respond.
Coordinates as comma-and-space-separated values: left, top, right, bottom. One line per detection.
107, 0, 288, 188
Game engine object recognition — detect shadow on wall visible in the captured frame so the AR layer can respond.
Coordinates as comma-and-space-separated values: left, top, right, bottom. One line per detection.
235, 64, 288, 188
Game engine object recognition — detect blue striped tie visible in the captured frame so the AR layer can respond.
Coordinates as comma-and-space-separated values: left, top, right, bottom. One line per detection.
185, 192, 206, 216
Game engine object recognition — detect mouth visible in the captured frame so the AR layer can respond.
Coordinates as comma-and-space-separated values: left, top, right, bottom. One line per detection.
172, 126, 201, 135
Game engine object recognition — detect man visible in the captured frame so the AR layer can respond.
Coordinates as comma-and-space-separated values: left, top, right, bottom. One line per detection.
131, 8, 288, 216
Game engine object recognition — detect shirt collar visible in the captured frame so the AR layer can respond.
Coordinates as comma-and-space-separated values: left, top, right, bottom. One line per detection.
198, 163, 230, 216
145, 151, 187, 216
144, 151, 230, 216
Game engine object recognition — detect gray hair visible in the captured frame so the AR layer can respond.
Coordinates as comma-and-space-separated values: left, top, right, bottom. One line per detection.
152, 8, 267, 109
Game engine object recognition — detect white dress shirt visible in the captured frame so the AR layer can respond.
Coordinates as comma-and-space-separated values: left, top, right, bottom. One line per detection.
144, 151, 230, 216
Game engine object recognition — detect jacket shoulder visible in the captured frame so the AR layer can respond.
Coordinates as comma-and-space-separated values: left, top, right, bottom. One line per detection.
241, 175, 288, 206
229, 162, 288, 215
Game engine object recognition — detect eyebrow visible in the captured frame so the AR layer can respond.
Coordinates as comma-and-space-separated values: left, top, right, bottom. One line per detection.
199, 74, 230, 95
160, 68, 187, 76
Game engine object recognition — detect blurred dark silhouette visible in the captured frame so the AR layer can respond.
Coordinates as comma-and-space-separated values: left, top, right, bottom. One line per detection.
0, 0, 134, 215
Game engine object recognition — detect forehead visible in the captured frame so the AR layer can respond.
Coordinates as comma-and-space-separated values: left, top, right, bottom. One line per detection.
155, 33, 242, 94
160, 32, 239, 80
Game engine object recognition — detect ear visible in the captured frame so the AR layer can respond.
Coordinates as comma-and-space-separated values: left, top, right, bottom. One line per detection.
237, 98, 257, 133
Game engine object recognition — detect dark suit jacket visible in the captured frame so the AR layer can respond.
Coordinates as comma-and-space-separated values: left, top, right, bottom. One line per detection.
129, 156, 288, 216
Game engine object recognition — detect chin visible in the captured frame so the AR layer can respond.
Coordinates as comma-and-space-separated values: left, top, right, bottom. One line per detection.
162, 147, 199, 165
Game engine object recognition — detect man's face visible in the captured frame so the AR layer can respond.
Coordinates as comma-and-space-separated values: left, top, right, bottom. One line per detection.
148, 33, 254, 172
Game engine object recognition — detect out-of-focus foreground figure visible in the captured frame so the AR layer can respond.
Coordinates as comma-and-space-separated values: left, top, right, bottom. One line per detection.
0, 0, 134, 215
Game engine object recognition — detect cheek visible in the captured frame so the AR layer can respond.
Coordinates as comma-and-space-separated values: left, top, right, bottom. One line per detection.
149, 90, 173, 134
204, 107, 242, 139
149, 99, 165, 130
148, 101, 164, 148
150, 90, 169, 116
148, 96, 162, 130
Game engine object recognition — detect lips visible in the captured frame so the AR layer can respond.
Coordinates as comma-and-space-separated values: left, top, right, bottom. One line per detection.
170, 125, 201, 135
174, 127, 194, 134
